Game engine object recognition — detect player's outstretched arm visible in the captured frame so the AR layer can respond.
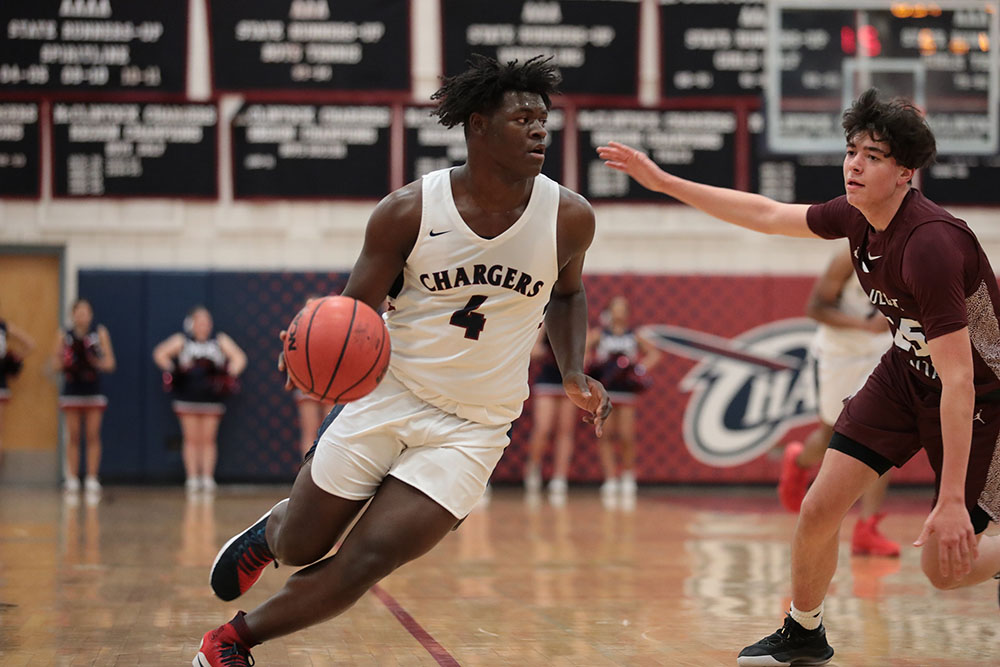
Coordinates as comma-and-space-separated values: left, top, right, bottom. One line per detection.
341, 183, 422, 312
597, 141, 817, 238
547, 188, 611, 436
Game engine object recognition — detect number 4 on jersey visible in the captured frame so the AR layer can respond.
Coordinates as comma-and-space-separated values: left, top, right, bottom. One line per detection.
450, 295, 488, 340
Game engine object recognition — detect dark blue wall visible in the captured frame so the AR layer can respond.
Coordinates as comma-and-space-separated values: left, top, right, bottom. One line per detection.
78, 270, 349, 483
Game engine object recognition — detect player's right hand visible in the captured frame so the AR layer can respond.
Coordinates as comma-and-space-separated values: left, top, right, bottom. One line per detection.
913, 497, 979, 580
563, 371, 612, 437
597, 141, 668, 194
277, 330, 293, 390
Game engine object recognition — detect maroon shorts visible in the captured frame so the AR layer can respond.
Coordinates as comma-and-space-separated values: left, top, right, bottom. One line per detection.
834, 351, 1000, 528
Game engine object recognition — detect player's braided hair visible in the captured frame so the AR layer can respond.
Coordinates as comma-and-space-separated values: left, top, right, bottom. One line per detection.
842, 88, 936, 170
431, 54, 561, 129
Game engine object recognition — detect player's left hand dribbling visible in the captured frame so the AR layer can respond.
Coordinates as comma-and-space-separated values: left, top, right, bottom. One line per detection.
563, 372, 612, 436
913, 498, 979, 579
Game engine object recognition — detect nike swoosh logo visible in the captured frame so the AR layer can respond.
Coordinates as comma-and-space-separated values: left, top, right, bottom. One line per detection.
429, 229, 450, 237
867, 253, 883, 260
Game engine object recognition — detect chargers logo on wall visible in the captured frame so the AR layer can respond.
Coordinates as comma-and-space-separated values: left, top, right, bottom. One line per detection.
639, 319, 818, 467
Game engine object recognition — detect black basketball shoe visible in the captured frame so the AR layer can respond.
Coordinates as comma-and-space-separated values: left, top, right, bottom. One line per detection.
210, 500, 286, 601
737, 614, 834, 666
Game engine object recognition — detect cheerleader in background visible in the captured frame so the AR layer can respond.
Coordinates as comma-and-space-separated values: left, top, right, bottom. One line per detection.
523, 326, 578, 503
587, 296, 660, 505
0, 303, 36, 467
53, 299, 116, 495
153, 306, 246, 493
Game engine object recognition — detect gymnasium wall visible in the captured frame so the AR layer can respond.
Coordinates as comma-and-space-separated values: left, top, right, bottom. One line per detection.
3, 0, 1000, 302
79, 268, 936, 485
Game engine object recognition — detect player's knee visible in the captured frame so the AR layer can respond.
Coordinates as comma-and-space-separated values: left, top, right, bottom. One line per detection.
270, 525, 327, 567
923, 569, 963, 590
797, 493, 841, 533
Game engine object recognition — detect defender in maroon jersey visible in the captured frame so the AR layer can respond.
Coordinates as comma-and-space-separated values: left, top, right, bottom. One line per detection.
600, 89, 1000, 666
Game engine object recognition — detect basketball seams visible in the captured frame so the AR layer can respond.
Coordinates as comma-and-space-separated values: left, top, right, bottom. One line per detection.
318, 299, 357, 402
286, 359, 310, 397
333, 316, 391, 402
286, 296, 389, 403
303, 300, 324, 392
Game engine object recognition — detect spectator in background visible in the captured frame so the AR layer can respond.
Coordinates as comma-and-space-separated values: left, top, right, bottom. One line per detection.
587, 296, 660, 506
0, 303, 36, 467
523, 325, 578, 504
53, 299, 115, 496
153, 306, 246, 494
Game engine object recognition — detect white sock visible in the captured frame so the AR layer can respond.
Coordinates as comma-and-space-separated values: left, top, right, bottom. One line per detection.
790, 602, 823, 631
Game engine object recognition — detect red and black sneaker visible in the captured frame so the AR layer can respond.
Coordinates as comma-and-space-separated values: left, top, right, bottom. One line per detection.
210, 500, 286, 601
192, 613, 254, 666
851, 513, 900, 557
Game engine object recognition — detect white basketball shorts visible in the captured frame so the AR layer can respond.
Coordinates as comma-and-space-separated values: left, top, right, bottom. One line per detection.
310, 370, 509, 518
816, 350, 884, 426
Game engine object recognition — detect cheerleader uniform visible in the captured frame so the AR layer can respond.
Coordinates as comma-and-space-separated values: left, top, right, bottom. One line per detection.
171, 335, 231, 416
591, 328, 646, 405
532, 336, 564, 397
60, 326, 108, 410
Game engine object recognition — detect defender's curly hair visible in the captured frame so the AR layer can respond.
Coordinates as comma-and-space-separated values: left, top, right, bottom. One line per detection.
431, 54, 561, 129
842, 88, 936, 170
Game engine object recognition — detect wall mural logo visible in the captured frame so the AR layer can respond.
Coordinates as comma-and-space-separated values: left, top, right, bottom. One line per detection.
639, 319, 818, 467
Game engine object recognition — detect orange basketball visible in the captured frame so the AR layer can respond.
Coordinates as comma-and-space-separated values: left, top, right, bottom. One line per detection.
283, 296, 391, 403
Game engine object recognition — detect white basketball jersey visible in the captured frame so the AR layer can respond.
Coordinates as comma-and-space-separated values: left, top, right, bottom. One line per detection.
386, 168, 560, 425
813, 275, 891, 359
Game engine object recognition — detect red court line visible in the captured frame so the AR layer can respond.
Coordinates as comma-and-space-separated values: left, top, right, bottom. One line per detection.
370, 584, 461, 666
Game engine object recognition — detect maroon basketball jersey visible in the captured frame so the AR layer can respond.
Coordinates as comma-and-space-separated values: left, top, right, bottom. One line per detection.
808, 189, 1000, 395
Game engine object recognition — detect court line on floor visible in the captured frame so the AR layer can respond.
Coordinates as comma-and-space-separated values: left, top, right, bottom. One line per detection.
370, 584, 460, 666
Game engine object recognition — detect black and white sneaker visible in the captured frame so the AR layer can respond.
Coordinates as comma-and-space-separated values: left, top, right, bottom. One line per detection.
210, 499, 286, 601
737, 614, 834, 666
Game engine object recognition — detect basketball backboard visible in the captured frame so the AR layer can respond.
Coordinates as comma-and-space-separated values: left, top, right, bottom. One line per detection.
765, 1, 1000, 154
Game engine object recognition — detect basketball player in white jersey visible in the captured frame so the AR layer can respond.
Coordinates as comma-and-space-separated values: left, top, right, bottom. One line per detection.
192, 55, 611, 666
780, 246, 897, 556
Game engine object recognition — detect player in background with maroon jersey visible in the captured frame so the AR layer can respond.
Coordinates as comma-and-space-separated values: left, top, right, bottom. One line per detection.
600, 89, 1000, 666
